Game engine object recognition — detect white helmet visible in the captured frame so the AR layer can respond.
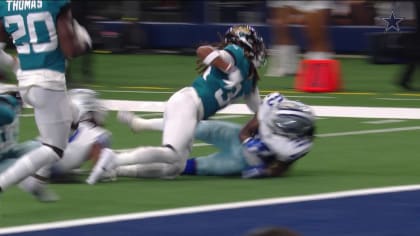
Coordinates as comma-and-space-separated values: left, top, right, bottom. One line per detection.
69, 88, 107, 126
265, 99, 315, 139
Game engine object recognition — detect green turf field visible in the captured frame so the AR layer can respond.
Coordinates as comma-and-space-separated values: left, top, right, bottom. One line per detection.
1, 54, 420, 227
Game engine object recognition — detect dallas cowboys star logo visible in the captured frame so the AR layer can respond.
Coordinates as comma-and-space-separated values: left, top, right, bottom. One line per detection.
382, 11, 404, 32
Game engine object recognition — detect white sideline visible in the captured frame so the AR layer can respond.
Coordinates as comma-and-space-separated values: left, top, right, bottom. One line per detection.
1, 184, 420, 234
101, 100, 420, 119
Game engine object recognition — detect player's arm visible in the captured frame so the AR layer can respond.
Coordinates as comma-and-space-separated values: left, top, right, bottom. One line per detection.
0, 21, 18, 71
239, 115, 259, 142
244, 87, 261, 113
56, 4, 91, 58
264, 160, 292, 177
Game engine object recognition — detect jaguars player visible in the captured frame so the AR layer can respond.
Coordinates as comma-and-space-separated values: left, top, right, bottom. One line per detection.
86, 25, 267, 183
0, 0, 91, 193
95, 92, 315, 180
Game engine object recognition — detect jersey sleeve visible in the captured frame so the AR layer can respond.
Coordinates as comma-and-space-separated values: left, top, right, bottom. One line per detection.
223, 44, 245, 66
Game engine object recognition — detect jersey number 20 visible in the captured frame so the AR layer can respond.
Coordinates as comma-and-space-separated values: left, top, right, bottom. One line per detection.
4, 12, 57, 54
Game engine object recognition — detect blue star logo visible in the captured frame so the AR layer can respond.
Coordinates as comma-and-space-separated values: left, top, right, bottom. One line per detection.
382, 11, 404, 32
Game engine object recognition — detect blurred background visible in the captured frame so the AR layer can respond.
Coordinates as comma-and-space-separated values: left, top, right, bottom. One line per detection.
67, 0, 419, 90
1, 0, 419, 90
77, 0, 416, 54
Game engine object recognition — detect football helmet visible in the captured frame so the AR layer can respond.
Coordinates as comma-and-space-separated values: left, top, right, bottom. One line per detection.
265, 100, 315, 139
224, 24, 267, 68
69, 88, 107, 126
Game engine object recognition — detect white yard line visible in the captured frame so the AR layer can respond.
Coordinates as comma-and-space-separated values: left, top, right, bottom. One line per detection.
316, 126, 420, 137
1, 184, 420, 235
363, 119, 405, 124
101, 100, 420, 119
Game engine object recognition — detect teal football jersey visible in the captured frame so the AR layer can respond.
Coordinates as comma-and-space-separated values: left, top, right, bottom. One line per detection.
0, 0, 70, 72
192, 44, 254, 119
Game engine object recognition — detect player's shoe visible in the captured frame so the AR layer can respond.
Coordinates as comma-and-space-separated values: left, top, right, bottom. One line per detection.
99, 169, 117, 182
86, 148, 117, 185
32, 186, 60, 202
19, 178, 59, 203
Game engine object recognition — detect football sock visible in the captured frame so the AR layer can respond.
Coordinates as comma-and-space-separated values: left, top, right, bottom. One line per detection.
182, 158, 197, 175
0, 145, 59, 191
117, 163, 179, 178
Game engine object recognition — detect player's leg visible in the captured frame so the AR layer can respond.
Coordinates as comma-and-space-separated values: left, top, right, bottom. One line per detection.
266, 2, 299, 77
301, 2, 333, 59
117, 110, 164, 132
114, 162, 181, 179
184, 120, 246, 176
88, 87, 203, 183
183, 151, 249, 176
0, 87, 72, 192
50, 137, 93, 177
194, 120, 242, 150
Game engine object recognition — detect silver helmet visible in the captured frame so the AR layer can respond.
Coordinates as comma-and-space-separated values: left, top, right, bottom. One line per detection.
266, 100, 315, 139
69, 88, 107, 126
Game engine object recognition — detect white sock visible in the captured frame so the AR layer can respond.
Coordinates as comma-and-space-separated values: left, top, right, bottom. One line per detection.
116, 146, 178, 166
0, 146, 59, 190
116, 163, 179, 178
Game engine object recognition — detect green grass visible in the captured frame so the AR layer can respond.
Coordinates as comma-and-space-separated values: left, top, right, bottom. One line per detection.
1, 53, 420, 227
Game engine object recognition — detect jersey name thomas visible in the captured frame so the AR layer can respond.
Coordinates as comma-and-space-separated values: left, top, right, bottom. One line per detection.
6, 0, 43, 12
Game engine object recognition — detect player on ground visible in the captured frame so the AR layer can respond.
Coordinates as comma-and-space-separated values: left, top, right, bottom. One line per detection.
0, 0, 91, 195
87, 24, 267, 183
93, 92, 315, 180
0, 87, 110, 201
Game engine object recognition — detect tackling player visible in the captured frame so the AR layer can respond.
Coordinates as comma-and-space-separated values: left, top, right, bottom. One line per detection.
91, 92, 315, 180
87, 24, 267, 183
0, 0, 92, 194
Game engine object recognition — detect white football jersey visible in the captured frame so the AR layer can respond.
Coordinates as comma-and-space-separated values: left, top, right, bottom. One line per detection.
51, 121, 111, 173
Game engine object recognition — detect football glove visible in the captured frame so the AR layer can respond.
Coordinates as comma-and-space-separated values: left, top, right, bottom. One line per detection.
242, 164, 267, 179
242, 136, 274, 166
73, 20, 92, 51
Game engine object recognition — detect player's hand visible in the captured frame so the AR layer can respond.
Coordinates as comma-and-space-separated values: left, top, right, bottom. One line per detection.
117, 111, 135, 125
242, 137, 273, 166
73, 20, 92, 51
224, 67, 242, 89
242, 165, 267, 179
243, 137, 272, 156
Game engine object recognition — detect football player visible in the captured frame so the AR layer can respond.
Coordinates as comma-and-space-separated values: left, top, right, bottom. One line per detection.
0, 87, 110, 201
92, 92, 315, 180
0, 0, 92, 194
0, 84, 39, 174
87, 24, 267, 183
